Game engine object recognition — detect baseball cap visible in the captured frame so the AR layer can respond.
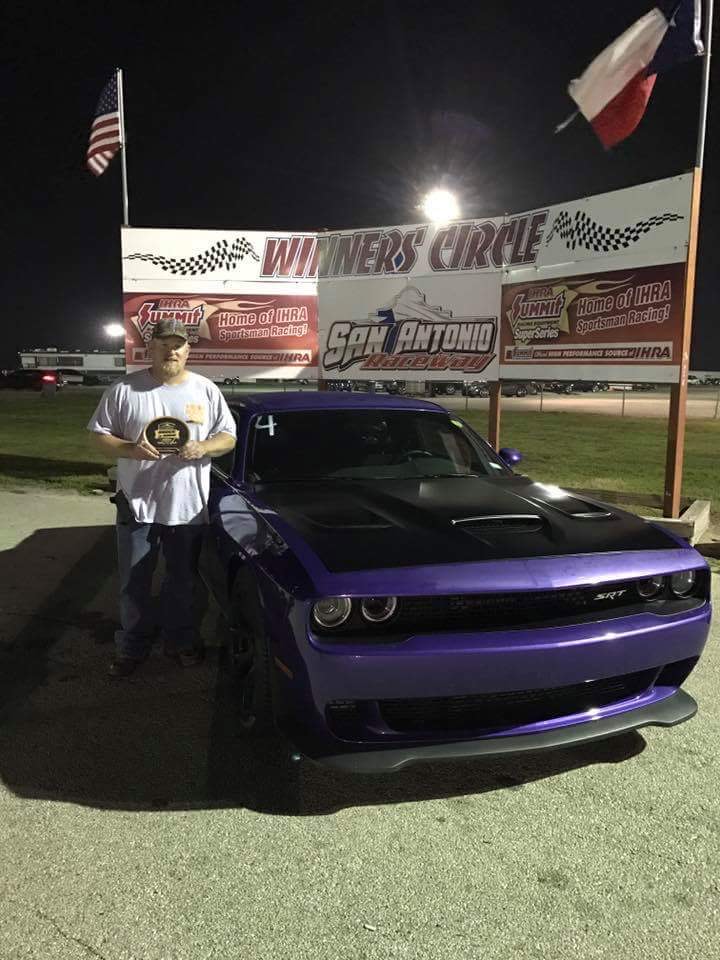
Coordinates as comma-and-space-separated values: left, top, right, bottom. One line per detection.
151, 319, 189, 340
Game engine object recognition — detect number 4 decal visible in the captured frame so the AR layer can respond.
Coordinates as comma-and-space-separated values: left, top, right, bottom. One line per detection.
257, 415, 276, 437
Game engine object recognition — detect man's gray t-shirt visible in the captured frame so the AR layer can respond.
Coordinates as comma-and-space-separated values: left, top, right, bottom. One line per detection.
87, 370, 236, 525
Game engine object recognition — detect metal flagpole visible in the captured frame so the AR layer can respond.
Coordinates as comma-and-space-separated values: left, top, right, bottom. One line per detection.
116, 67, 130, 226
696, 0, 714, 168
664, 0, 713, 518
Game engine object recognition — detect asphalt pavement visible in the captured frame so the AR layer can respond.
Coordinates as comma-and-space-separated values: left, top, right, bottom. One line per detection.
0, 488, 718, 960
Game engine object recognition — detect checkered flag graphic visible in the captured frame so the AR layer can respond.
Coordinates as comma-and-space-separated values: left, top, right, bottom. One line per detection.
124, 237, 259, 275
545, 211, 683, 253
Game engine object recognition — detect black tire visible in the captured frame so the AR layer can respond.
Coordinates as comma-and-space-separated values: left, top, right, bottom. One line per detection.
223, 378, 233, 386
516, 385, 527, 398
226, 576, 274, 734
445, 384, 457, 396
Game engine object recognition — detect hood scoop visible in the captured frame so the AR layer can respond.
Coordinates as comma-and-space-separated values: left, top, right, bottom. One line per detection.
301, 504, 393, 530
452, 514, 544, 536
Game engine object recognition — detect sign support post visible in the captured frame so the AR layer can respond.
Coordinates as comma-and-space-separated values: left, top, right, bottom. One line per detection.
663, 0, 713, 518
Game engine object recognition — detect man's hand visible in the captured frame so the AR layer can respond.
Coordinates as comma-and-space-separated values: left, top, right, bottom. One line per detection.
177, 440, 207, 461
90, 431, 161, 461
129, 438, 161, 461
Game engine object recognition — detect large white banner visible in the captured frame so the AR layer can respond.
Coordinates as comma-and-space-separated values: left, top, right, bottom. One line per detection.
120, 173, 692, 383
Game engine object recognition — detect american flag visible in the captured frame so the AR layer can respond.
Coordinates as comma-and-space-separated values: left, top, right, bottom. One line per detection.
86, 74, 122, 176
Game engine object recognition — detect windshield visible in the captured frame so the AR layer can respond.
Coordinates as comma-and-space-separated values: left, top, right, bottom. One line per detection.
246, 409, 507, 482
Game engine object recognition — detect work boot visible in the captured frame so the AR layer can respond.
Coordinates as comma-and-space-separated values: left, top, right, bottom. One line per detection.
175, 648, 204, 668
107, 656, 146, 679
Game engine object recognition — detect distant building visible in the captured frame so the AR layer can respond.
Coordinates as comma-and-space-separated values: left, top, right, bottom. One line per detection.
18, 348, 126, 384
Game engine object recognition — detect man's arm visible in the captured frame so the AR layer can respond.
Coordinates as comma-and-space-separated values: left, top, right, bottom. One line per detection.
177, 432, 236, 461
90, 431, 161, 461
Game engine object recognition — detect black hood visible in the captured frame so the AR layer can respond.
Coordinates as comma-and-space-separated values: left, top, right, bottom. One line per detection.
256, 475, 675, 573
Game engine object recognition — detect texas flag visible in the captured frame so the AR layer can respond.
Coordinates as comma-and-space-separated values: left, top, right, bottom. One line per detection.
568, 1, 704, 149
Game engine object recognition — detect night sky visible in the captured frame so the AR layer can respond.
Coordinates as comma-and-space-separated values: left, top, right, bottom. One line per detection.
3, 0, 718, 371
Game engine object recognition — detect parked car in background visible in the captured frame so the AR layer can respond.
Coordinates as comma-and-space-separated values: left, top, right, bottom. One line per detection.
429, 380, 463, 397
570, 381, 610, 393
202, 391, 711, 771
429, 380, 490, 397
56, 367, 84, 385
501, 380, 538, 397
463, 380, 490, 397
632, 382, 657, 392
687, 375, 705, 386
0, 368, 65, 390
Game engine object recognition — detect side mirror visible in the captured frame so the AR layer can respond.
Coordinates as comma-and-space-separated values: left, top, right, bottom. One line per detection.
499, 447, 523, 467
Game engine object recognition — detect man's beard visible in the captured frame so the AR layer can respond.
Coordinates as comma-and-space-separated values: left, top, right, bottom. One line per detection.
160, 359, 181, 373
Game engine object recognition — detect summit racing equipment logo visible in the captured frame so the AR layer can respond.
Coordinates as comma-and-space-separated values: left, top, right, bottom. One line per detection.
133, 299, 207, 342
322, 286, 497, 374
507, 277, 632, 345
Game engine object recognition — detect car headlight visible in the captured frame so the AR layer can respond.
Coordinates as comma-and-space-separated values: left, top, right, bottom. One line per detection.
360, 596, 397, 623
636, 576, 665, 600
670, 570, 697, 597
312, 597, 352, 628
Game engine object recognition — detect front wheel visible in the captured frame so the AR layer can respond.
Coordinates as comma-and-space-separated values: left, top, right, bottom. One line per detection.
516, 385, 527, 398
225, 579, 274, 734
228, 623, 273, 733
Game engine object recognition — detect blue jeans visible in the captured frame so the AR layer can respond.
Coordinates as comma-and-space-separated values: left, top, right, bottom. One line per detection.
115, 506, 206, 660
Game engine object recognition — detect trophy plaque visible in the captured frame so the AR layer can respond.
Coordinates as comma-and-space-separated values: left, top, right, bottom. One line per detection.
144, 417, 190, 454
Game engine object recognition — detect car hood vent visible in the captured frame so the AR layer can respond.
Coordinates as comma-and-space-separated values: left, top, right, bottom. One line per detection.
451, 514, 544, 535
303, 505, 393, 530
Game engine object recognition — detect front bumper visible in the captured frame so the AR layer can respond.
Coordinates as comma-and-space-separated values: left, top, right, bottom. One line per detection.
273, 602, 710, 767
318, 688, 697, 772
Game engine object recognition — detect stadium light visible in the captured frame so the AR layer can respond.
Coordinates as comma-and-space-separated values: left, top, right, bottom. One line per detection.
104, 323, 125, 338
421, 188, 460, 223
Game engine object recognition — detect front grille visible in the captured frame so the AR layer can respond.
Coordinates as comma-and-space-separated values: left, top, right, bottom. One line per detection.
315, 571, 709, 642
395, 585, 637, 629
377, 668, 657, 733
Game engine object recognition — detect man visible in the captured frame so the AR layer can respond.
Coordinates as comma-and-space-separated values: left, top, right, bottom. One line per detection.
88, 320, 237, 678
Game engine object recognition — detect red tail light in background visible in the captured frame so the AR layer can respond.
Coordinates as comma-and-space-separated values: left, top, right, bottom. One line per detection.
41, 374, 56, 382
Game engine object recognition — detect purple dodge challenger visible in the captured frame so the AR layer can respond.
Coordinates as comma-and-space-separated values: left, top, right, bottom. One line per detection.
201, 392, 711, 772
